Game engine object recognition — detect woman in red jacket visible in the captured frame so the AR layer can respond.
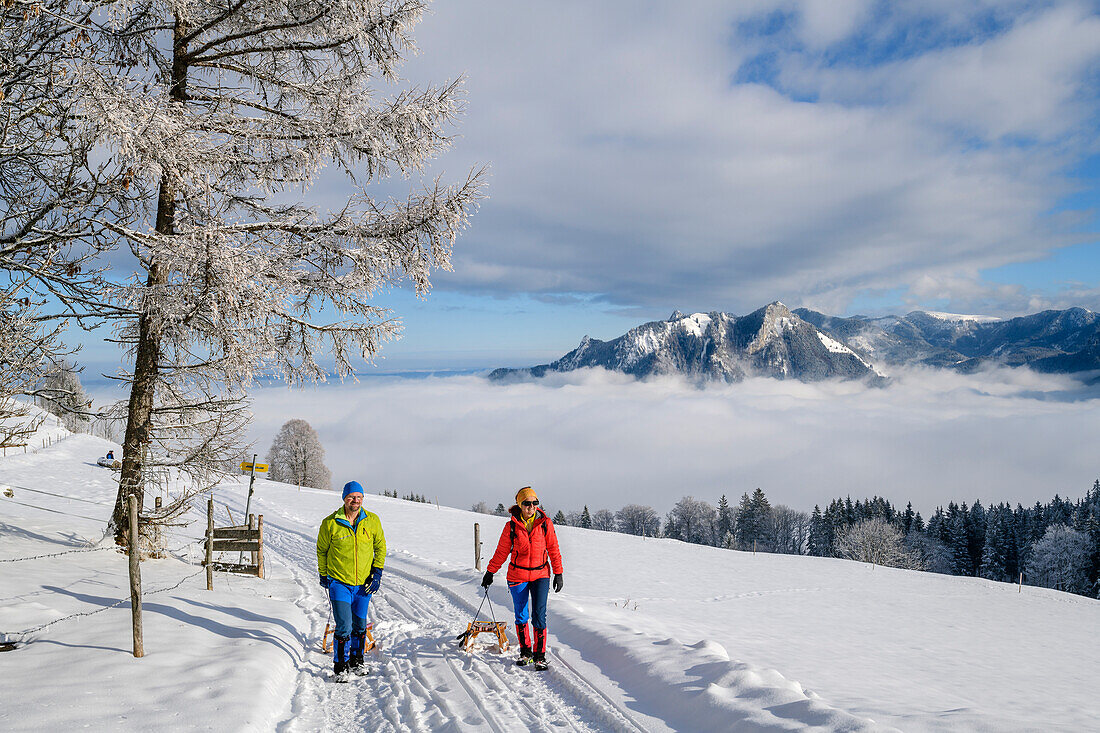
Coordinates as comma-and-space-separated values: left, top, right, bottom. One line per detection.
481, 486, 564, 670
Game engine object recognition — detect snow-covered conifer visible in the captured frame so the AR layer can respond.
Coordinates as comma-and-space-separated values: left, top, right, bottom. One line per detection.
267, 419, 332, 490
91, 0, 486, 542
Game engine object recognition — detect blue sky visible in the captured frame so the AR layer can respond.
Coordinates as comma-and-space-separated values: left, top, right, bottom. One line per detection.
77, 0, 1100, 377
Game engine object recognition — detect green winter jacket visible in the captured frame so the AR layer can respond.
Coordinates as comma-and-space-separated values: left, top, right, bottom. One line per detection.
317, 507, 386, 586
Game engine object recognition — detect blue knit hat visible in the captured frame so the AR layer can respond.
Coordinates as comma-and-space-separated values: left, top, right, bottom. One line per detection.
342, 481, 364, 499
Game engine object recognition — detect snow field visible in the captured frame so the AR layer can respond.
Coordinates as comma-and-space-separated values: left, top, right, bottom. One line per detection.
3, 425, 1099, 731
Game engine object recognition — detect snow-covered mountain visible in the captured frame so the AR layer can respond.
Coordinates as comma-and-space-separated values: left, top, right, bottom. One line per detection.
491, 304, 1100, 383
490, 302, 882, 383
795, 306, 1100, 372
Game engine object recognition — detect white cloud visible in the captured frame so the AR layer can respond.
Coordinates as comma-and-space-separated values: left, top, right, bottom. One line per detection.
382, 1, 1100, 314
248, 368, 1100, 518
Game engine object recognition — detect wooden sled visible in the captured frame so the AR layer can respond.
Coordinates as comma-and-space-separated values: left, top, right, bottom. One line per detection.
321, 621, 375, 654
458, 620, 510, 652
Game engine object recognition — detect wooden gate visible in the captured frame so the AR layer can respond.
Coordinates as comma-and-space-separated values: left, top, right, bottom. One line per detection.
204, 499, 264, 585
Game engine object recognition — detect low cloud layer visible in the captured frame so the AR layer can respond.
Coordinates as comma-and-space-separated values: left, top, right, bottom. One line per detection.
248, 368, 1100, 518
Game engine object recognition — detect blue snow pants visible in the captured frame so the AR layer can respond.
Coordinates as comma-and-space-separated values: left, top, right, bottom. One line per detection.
328, 580, 372, 661
508, 577, 549, 629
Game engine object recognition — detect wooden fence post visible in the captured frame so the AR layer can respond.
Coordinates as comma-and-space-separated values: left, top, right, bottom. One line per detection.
128, 494, 144, 658
249, 514, 257, 568
206, 498, 214, 591
256, 515, 264, 579
474, 523, 481, 570
153, 496, 163, 559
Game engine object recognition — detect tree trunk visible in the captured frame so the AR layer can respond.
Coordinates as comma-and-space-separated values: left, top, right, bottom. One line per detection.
111, 16, 188, 546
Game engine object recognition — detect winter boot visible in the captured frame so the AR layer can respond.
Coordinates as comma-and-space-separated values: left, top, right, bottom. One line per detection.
333, 635, 351, 682
349, 632, 368, 675
515, 623, 533, 666
533, 628, 549, 671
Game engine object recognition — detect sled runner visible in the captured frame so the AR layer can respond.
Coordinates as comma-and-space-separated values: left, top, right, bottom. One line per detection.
321, 621, 375, 654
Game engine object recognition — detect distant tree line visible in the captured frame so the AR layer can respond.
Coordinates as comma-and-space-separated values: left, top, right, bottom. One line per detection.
533, 482, 1100, 599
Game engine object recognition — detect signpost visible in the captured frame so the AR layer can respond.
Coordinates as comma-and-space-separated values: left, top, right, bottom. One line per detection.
240, 454, 265, 564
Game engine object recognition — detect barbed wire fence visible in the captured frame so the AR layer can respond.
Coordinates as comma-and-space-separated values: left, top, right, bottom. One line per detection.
1, 481, 223, 648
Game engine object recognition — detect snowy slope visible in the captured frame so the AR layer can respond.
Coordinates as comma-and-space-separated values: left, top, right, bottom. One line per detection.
2, 433, 1099, 731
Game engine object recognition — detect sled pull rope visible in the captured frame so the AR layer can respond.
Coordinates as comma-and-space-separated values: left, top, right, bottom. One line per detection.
485, 587, 501, 627
456, 588, 489, 645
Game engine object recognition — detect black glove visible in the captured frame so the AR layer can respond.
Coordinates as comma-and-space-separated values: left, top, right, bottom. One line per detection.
364, 567, 383, 593
319, 574, 331, 589
553, 573, 563, 593
481, 571, 494, 588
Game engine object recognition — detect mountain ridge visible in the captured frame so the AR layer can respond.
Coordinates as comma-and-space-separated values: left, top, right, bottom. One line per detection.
489, 304, 1100, 383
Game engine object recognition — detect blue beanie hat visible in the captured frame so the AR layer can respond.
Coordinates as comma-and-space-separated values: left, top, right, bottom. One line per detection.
342, 481, 364, 499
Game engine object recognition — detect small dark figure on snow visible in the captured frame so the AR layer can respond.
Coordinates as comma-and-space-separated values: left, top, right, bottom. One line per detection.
317, 481, 386, 681
106, 451, 114, 460
482, 486, 564, 670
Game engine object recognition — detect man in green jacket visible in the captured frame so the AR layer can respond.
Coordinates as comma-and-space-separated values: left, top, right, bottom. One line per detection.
317, 480, 386, 680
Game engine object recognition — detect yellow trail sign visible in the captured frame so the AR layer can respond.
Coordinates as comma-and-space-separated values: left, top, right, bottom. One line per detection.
240, 462, 269, 473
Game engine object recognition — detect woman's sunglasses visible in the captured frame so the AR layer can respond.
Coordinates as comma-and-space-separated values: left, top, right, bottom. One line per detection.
521, 500, 539, 507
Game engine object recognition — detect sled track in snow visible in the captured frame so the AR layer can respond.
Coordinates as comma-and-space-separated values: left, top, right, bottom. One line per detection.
259, 511, 647, 732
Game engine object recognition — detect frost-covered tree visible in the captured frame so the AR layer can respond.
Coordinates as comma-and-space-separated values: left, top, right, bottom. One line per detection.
1025, 525, 1092, 594
494, 502, 507, 516
0, 307, 52, 449
1, 0, 127, 448
664, 496, 717, 546
266, 419, 332, 490
470, 501, 491, 514
1, 0, 125, 311
579, 506, 592, 529
836, 518, 922, 570
592, 509, 616, 532
616, 504, 660, 537
552, 510, 567, 526
93, 0, 485, 542
38, 362, 92, 432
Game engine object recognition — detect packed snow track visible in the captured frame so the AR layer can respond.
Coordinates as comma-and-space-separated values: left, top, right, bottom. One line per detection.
261, 516, 647, 732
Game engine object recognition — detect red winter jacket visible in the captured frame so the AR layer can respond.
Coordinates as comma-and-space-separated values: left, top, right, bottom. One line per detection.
487, 506, 564, 585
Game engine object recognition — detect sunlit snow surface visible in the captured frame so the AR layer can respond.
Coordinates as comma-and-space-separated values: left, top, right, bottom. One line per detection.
922, 311, 1002, 323
2, 416, 1099, 731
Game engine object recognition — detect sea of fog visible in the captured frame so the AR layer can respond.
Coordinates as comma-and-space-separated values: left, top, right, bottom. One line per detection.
229, 366, 1100, 517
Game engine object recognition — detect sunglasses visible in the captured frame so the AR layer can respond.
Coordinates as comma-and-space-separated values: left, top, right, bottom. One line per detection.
521, 500, 539, 507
